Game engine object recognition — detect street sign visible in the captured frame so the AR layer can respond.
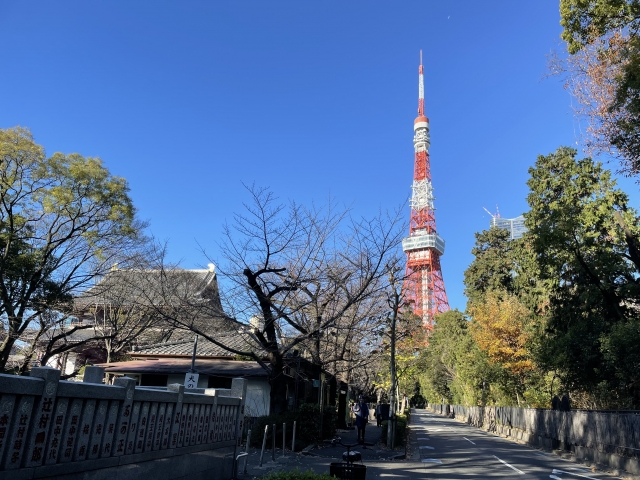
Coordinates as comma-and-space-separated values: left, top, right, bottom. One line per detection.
184, 373, 199, 389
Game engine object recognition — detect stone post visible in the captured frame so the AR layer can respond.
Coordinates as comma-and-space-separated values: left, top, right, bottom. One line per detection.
125, 402, 141, 455
25, 366, 61, 467
230, 378, 247, 446
83, 366, 105, 384
73, 398, 95, 461
59, 398, 83, 463
2, 390, 37, 469
113, 377, 136, 457
167, 384, 184, 449
87, 400, 108, 459
0, 393, 17, 466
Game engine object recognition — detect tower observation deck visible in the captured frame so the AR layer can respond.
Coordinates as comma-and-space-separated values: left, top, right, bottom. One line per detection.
402, 52, 450, 327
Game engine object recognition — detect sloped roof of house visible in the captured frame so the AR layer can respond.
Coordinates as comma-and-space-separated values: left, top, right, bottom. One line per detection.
75, 266, 222, 312
99, 358, 267, 377
130, 331, 265, 358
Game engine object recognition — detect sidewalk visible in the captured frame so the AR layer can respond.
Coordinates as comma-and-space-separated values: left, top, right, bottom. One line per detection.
239, 420, 410, 479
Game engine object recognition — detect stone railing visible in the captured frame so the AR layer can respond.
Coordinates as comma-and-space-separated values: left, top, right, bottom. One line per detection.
0, 366, 247, 479
428, 403, 640, 475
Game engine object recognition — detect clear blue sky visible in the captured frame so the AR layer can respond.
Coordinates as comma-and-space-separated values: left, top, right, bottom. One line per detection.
1, 2, 637, 311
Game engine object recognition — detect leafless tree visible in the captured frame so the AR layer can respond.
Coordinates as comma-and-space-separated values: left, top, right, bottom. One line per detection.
549, 31, 640, 177
143, 186, 405, 414
14, 308, 96, 377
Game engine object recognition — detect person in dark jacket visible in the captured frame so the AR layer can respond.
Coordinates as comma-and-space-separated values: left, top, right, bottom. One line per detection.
353, 395, 370, 443
375, 403, 382, 427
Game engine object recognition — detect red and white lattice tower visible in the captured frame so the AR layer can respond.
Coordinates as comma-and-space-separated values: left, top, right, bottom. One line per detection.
402, 52, 450, 328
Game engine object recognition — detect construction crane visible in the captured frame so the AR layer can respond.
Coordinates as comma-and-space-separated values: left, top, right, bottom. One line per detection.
483, 205, 500, 218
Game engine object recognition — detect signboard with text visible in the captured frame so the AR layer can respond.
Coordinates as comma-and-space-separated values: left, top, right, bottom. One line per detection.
184, 373, 199, 389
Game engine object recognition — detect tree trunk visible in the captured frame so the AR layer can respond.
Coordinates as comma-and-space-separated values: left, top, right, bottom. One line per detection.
269, 355, 288, 414
0, 334, 18, 371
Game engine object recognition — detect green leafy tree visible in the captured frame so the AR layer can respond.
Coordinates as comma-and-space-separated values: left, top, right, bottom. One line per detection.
417, 309, 495, 406
463, 215, 556, 406
463, 227, 518, 304
560, 0, 640, 54
0, 127, 143, 370
526, 146, 640, 407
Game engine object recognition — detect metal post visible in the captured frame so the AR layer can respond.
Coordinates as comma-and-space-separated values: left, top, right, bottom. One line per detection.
244, 429, 251, 473
292, 421, 296, 453
319, 373, 325, 439
259, 425, 268, 467
190, 335, 198, 373
282, 422, 286, 457
234, 453, 248, 479
271, 423, 276, 461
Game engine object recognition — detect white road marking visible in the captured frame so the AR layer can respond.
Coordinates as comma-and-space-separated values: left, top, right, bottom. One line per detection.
493, 455, 524, 474
552, 469, 598, 479
380, 474, 404, 477
419, 445, 435, 450
421, 458, 442, 464
550, 476, 562, 479
417, 437, 430, 440
463, 437, 476, 445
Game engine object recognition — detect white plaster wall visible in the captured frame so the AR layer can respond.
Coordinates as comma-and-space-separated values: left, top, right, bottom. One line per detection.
245, 378, 271, 417
65, 353, 78, 376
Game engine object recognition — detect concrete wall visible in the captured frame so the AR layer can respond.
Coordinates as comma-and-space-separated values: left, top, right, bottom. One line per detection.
1, 442, 236, 480
428, 403, 640, 476
0, 367, 247, 480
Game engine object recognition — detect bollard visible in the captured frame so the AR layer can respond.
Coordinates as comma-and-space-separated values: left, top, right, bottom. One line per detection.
272, 423, 276, 461
292, 420, 297, 453
259, 425, 268, 467
235, 453, 248, 479
282, 422, 286, 457
244, 429, 251, 473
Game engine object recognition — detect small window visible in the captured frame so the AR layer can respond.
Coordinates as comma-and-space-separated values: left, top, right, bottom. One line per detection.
207, 376, 232, 389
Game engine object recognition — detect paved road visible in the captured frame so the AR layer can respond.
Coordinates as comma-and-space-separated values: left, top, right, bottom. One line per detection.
405, 409, 622, 479
244, 410, 626, 479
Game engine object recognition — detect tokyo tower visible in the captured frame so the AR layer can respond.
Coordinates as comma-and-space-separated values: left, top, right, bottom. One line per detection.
402, 52, 450, 327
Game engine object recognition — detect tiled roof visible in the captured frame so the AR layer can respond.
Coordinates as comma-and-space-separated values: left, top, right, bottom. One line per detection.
75, 268, 221, 312
131, 331, 264, 358
99, 358, 267, 377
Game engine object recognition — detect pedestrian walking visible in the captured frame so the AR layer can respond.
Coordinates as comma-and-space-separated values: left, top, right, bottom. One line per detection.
375, 402, 382, 427
353, 395, 369, 443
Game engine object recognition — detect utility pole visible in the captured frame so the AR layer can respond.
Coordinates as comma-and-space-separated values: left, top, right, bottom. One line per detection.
387, 268, 403, 449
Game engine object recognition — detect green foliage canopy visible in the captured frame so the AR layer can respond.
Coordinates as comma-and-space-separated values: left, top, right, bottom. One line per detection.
463, 227, 518, 304
526, 146, 640, 406
0, 127, 142, 370
560, 0, 640, 54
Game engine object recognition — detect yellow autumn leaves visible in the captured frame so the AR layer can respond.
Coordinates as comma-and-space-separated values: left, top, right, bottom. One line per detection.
468, 291, 535, 377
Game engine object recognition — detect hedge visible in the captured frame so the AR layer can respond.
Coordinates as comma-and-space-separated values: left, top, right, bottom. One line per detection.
380, 413, 409, 447
263, 470, 334, 480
